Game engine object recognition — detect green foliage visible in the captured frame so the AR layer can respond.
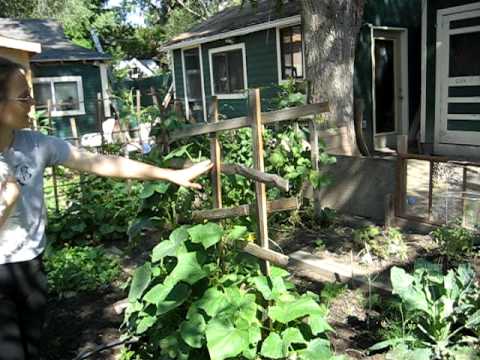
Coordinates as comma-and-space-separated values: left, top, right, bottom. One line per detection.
47, 174, 142, 244
372, 261, 480, 358
431, 222, 477, 262
353, 226, 408, 261
317, 207, 337, 228
123, 224, 343, 359
44, 245, 120, 295
273, 78, 307, 109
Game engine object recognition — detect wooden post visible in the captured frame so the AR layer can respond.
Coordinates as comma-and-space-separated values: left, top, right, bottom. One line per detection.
384, 193, 395, 228
47, 100, 60, 213
210, 97, 222, 208
136, 89, 144, 145
249, 89, 270, 275
96, 92, 105, 147
309, 120, 322, 219
69, 118, 80, 147
150, 86, 159, 107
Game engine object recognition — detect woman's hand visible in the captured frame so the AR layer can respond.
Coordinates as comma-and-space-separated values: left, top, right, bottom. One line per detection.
165, 160, 213, 190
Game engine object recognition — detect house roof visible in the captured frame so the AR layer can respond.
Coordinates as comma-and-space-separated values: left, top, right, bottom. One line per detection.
116, 58, 159, 77
0, 35, 41, 54
162, 0, 301, 51
0, 18, 111, 62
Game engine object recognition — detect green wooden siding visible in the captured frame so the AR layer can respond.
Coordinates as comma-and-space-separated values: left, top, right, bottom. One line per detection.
354, 0, 422, 150
32, 63, 103, 138
174, 29, 281, 121
425, 0, 480, 141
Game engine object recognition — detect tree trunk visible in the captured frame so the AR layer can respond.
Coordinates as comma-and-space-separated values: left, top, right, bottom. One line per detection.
302, 0, 364, 155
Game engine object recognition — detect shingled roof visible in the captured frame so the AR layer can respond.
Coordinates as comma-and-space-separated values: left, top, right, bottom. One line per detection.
0, 18, 110, 62
163, 0, 301, 50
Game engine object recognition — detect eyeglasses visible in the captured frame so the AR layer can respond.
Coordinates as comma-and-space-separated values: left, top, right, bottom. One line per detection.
6, 95, 35, 103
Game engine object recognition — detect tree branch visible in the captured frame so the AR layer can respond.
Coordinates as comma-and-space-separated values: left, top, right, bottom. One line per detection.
175, 0, 208, 20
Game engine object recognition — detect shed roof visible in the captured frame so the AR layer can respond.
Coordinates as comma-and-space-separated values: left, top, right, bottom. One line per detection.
163, 0, 301, 50
0, 18, 111, 62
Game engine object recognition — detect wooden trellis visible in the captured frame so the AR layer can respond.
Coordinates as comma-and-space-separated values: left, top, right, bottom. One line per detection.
167, 88, 330, 275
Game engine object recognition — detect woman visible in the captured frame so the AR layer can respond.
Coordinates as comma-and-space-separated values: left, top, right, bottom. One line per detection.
0, 58, 212, 359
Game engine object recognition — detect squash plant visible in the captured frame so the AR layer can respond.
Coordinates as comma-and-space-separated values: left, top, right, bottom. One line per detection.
123, 223, 343, 360
371, 261, 480, 358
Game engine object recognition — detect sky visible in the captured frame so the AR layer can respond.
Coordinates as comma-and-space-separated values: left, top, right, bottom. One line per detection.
106, 0, 146, 26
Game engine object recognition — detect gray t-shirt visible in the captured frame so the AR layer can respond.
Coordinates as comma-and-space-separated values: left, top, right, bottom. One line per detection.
0, 130, 72, 264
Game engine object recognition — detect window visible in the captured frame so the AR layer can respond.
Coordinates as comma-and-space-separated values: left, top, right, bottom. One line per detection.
278, 25, 304, 81
209, 44, 247, 99
32, 76, 85, 117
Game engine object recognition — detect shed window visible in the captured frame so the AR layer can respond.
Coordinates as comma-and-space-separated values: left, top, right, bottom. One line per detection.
280, 25, 304, 80
33, 76, 85, 117
209, 44, 247, 98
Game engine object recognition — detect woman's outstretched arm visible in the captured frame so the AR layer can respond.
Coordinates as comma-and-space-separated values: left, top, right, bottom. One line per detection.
62, 147, 212, 189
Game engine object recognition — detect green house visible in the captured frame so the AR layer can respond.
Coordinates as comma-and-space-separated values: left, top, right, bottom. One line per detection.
0, 19, 112, 139
164, 0, 480, 159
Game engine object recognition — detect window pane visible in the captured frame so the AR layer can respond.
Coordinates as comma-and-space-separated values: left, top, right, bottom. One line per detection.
227, 50, 244, 93
184, 48, 203, 100
212, 53, 229, 94
449, 31, 480, 77
54, 81, 80, 111
212, 49, 245, 94
280, 25, 303, 80
33, 83, 52, 108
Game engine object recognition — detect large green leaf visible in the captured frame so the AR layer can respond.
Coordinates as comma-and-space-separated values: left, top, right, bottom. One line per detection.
260, 333, 285, 359
135, 314, 157, 334
168, 252, 207, 286
309, 314, 333, 335
139, 182, 170, 199
152, 240, 176, 263
128, 262, 152, 302
206, 318, 249, 360
156, 283, 191, 315
385, 345, 432, 360
269, 296, 324, 324
299, 339, 334, 360
180, 312, 206, 348
282, 327, 306, 351
391, 267, 429, 313
188, 223, 223, 249
151, 227, 189, 262
226, 225, 248, 242
196, 287, 228, 317
143, 283, 172, 305
251, 275, 272, 300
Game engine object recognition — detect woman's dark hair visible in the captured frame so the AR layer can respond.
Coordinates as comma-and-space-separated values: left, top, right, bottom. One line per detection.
0, 57, 26, 102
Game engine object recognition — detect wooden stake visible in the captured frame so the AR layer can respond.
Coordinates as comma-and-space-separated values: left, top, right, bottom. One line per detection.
150, 86, 159, 107
309, 120, 321, 219
210, 97, 222, 208
136, 89, 143, 146
47, 100, 59, 214
250, 88, 270, 275
96, 92, 105, 147
69, 118, 80, 147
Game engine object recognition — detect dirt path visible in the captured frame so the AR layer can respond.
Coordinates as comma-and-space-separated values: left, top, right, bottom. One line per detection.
41, 288, 124, 360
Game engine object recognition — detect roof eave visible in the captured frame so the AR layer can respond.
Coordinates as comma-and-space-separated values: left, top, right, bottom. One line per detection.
161, 15, 301, 52
31, 56, 111, 63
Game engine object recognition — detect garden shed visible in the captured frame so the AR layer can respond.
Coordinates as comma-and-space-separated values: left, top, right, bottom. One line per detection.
164, 0, 480, 160
0, 18, 112, 138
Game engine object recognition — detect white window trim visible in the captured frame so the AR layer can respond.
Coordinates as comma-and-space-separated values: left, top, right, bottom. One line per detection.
276, 22, 305, 84
434, 4, 480, 149
33, 76, 85, 117
370, 26, 410, 145
208, 43, 248, 100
